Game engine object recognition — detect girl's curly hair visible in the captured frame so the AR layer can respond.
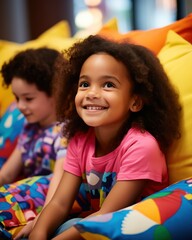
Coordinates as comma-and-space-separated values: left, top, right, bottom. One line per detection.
1, 47, 60, 96
54, 35, 181, 154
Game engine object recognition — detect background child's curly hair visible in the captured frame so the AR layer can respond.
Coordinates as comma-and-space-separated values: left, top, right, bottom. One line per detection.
1, 47, 60, 96
54, 35, 181, 154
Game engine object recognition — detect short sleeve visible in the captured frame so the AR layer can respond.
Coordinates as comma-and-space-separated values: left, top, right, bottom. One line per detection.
63, 133, 82, 177
54, 136, 67, 160
118, 134, 166, 182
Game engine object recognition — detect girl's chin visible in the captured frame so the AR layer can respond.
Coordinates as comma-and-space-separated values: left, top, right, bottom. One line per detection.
25, 117, 36, 123
83, 121, 100, 127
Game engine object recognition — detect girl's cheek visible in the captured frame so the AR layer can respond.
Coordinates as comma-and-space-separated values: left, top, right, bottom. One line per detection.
75, 94, 80, 107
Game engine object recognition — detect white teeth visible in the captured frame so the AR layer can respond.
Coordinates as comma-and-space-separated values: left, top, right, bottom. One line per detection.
86, 106, 104, 110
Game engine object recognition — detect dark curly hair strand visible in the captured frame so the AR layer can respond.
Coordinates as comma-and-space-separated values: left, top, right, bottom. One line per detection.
1, 47, 60, 96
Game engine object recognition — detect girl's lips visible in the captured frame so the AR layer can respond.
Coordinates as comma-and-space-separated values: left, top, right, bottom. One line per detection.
24, 113, 32, 117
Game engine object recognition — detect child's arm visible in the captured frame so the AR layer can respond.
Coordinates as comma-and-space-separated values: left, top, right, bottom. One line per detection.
42, 157, 65, 206
14, 157, 65, 240
51, 179, 147, 240
29, 171, 82, 240
96, 179, 147, 214
0, 147, 22, 186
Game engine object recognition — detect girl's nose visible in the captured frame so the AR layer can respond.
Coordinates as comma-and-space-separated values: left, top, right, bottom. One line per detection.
17, 100, 27, 111
86, 86, 100, 99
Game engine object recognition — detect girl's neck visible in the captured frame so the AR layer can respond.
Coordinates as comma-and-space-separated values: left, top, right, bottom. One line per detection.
94, 127, 121, 157
39, 113, 57, 128
94, 121, 132, 157
95, 138, 116, 157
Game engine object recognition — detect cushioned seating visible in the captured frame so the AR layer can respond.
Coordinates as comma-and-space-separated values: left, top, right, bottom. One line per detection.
75, 177, 192, 240
1, 15, 192, 239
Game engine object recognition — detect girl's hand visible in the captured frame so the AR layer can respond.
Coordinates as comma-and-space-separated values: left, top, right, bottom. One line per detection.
13, 220, 34, 240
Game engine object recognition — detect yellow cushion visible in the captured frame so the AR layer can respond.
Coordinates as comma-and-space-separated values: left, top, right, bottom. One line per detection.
158, 30, 192, 184
0, 40, 19, 116
37, 20, 71, 39
0, 21, 76, 117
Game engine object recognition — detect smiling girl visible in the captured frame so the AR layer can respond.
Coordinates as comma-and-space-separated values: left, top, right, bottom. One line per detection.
29, 35, 181, 240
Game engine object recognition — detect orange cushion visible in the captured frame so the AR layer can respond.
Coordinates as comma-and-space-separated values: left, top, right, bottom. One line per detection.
98, 13, 192, 55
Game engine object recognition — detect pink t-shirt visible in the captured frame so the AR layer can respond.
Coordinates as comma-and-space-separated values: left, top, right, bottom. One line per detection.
64, 127, 168, 211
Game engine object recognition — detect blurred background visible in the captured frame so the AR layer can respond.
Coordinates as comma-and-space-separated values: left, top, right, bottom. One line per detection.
0, 0, 191, 43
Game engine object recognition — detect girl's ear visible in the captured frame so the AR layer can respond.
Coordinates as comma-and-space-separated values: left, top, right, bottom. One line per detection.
130, 95, 143, 112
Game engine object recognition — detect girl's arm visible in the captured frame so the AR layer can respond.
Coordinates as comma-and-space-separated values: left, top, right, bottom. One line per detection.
42, 157, 65, 206
29, 171, 82, 240
95, 179, 147, 214
0, 147, 22, 186
51, 179, 147, 240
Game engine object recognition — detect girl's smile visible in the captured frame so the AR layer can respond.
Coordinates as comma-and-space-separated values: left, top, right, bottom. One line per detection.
82, 104, 108, 111
75, 53, 135, 132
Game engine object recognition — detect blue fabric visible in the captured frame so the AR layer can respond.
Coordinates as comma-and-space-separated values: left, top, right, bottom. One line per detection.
53, 218, 82, 237
0, 102, 25, 168
75, 177, 192, 240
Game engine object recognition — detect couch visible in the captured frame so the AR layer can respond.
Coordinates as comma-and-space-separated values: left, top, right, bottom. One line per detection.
0, 14, 192, 239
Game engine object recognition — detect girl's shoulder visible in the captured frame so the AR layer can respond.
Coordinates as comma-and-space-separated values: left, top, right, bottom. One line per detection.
21, 122, 39, 134
126, 127, 156, 139
122, 127, 159, 149
22, 122, 62, 139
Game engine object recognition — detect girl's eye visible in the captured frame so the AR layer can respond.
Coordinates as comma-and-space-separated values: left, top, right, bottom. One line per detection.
104, 82, 115, 88
79, 81, 89, 88
15, 96, 19, 102
26, 97, 33, 102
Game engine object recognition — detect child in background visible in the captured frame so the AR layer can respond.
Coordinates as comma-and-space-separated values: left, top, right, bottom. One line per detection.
0, 47, 67, 239
29, 35, 181, 240
0, 47, 66, 185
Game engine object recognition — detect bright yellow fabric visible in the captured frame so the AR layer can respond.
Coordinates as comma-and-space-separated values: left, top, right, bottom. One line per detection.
0, 40, 19, 117
158, 30, 192, 184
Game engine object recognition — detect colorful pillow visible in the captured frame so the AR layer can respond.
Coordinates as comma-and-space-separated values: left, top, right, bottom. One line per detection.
75, 177, 192, 240
0, 174, 82, 237
0, 175, 51, 236
98, 13, 192, 55
157, 30, 192, 184
0, 102, 25, 168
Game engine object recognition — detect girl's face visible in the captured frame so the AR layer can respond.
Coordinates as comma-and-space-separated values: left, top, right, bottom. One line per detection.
75, 53, 136, 131
12, 77, 56, 127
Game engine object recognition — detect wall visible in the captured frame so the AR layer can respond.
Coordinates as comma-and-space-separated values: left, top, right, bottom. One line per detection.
0, 0, 191, 43
0, 0, 75, 43
0, 0, 29, 43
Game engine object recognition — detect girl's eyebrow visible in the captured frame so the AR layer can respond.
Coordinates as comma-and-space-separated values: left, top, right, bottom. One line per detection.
79, 74, 120, 83
12, 92, 36, 96
79, 75, 87, 79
